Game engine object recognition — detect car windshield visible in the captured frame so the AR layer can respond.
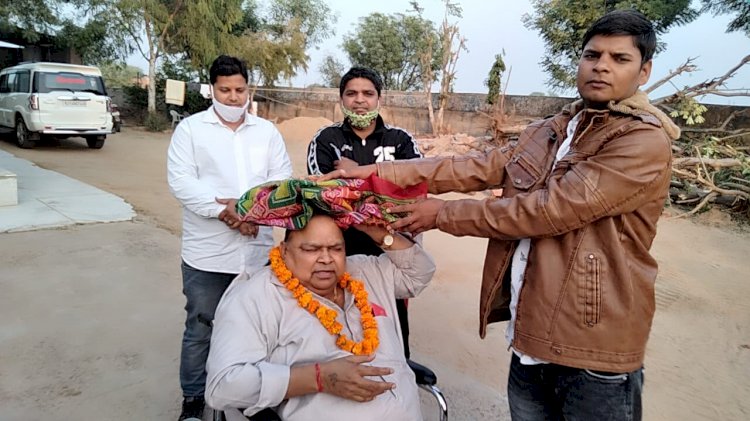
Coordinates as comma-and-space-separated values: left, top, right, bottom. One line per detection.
34, 72, 106, 95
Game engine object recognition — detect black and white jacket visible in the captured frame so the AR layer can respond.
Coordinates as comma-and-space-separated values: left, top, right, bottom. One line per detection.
306, 116, 422, 176
306, 116, 422, 257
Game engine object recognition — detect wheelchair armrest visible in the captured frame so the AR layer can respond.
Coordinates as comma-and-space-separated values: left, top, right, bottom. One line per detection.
407, 359, 438, 386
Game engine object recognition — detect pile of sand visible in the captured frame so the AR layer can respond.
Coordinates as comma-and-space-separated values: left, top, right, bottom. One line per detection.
277, 116, 333, 145
276, 116, 334, 177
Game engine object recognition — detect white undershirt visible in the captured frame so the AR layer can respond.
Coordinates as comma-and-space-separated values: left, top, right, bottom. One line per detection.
505, 111, 582, 365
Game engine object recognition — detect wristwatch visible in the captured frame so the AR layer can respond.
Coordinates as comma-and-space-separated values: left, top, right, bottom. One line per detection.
380, 234, 395, 249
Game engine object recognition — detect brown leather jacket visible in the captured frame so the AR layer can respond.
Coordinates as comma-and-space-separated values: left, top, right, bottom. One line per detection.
377, 91, 680, 372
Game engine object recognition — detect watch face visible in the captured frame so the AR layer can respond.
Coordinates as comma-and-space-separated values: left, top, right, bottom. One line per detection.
383, 234, 394, 247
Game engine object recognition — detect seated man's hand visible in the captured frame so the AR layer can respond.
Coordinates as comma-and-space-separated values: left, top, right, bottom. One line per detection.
309, 164, 377, 182
216, 197, 242, 229
388, 198, 445, 235
320, 354, 395, 402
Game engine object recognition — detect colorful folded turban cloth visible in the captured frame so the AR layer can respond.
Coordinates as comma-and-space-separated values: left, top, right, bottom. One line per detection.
235, 175, 428, 230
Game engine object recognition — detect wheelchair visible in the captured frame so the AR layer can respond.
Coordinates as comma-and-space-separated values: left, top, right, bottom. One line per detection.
211, 359, 448, 421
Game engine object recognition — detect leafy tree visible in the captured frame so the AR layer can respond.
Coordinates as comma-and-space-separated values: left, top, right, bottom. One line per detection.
81, 0, 243, 116
342, 12, 439, 91
98, 61, 143, 88
485, 53, 507, 105
56, 19, 127, 65
0, 0, 60, 41
266, 0, 334, 49
235, 18, 308, 89
69, 0, 331, 121
165, 0, 245, 76
318, 55, 346, 88
434, 0, 467, 134
701, 0, 750, 36
523, 0, 700, 91
229, 0, 335, 90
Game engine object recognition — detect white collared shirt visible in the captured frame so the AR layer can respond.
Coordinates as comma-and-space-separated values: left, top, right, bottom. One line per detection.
506, 111, 582, 365
167, 108, 293, 274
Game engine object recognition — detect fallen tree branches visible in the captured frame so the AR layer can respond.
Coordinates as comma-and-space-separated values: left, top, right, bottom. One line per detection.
669, 134, 750, 219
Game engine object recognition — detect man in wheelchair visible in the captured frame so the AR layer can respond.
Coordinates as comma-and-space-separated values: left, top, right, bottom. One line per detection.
206, 215, 436, 420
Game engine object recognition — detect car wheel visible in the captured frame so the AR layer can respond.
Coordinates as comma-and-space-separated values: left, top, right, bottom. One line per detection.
86, 135, 105, 149
15, 117, 36, 149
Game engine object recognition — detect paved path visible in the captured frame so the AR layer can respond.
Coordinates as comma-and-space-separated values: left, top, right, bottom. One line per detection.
0, 149, 134, 233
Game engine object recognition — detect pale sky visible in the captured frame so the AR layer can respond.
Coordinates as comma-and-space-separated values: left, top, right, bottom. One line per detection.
289, 0, 750, 105
125, 0, 750, 105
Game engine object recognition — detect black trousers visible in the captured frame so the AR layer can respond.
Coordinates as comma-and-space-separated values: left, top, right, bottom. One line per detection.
396, 298, 410, 359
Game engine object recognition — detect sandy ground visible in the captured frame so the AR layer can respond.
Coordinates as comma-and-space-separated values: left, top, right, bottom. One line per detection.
1, 119, 749, 420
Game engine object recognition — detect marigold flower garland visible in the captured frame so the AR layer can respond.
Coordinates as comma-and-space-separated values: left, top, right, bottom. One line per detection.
269, 246, 379, 355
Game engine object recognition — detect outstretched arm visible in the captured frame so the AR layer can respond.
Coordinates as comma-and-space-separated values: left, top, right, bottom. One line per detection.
437, 126, 672, 239
316, 145, 513, 194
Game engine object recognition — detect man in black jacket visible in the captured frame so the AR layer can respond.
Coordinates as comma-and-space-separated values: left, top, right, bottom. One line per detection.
307, 66, 422, 358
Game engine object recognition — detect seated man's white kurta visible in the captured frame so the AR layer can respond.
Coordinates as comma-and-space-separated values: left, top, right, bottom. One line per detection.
206, 215, 436, 421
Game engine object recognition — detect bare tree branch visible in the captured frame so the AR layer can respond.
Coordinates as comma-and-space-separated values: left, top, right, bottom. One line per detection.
652, 55, 750, 105
644, 57, 698, 94
673, 157, 743, 168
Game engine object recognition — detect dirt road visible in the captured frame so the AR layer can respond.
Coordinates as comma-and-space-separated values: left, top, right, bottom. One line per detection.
1, 122, 749, 420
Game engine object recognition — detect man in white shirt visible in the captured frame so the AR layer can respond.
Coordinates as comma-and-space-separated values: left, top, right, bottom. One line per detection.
206, 215, 436, 421
167, 55, 292, 421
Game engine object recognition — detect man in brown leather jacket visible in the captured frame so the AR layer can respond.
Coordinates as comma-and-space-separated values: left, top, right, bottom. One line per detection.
318, 9, 680, 421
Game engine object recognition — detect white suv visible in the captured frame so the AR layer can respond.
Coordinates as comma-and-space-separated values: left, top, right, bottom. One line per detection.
0, 62, 113, 149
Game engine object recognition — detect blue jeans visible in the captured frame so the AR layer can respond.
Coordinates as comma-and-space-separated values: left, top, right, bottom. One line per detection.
179, 261, 236, 397
508, 353, 643, 421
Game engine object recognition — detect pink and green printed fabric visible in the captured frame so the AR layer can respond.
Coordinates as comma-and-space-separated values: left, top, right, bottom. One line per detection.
235, 175, 428, 230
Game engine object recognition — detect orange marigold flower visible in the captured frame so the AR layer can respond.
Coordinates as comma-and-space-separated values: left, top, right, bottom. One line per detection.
299, 293, 312, 307
269, 246, 379, 356
308, 300, 320, 313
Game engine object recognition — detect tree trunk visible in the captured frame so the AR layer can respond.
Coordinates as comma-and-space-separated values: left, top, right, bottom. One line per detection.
426, 90, 436, 136
436, 93, 447, 134
147, 55, 157, 114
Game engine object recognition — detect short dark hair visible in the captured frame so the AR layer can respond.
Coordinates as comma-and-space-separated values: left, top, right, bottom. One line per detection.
581, 9, 656, 63
339, 66, 383, 97
209, 55, 249, 85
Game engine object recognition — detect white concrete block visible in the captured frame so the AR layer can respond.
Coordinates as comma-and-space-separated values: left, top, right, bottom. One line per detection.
0, 169, 18, 207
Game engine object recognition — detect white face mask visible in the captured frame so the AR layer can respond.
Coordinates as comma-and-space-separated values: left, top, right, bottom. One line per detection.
212, 97, 249, 123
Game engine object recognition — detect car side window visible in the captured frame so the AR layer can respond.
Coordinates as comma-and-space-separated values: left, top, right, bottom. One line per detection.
5, 72, 16, 93
14, 71, 30, 93
0, 74, 8, 93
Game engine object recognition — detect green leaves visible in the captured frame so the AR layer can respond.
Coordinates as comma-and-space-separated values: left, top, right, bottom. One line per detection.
701, 0, 750, 36
485, 53, 506, 105
0, 0, 60, 42
318, 55, 345, 88
669, 96, 708, 125
342, 11, 439, 91
523, 0, 700, 91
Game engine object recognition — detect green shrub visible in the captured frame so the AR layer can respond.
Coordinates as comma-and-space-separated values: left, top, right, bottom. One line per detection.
144, 112, 169, 132
123, 85, 148, 110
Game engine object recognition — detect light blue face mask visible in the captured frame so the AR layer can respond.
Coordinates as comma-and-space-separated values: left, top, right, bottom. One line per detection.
341, 104, 379, 129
